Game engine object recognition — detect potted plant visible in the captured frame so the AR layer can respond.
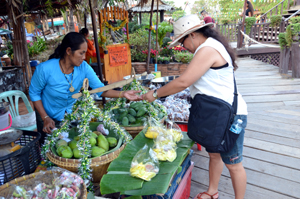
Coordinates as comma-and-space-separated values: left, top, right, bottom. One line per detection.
142, 49, 159, 64
157, 56, 164, 64
162, 57, 170, 64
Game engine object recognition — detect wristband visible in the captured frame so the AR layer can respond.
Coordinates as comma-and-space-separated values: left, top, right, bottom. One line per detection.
119, 91, 123, 98
43, 115, 49, 121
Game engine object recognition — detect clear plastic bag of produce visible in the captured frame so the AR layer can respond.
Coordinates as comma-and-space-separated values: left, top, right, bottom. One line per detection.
165, 120, 183, 143
144, 117, 165, 139
153, 132, 177, 162
130, 144, 159, 181
6, 185, 34, 199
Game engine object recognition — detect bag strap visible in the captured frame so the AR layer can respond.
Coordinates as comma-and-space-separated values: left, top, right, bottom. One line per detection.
232, 73, 238, 115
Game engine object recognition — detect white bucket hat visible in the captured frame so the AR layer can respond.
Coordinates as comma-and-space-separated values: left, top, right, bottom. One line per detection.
168, 15, 214, 48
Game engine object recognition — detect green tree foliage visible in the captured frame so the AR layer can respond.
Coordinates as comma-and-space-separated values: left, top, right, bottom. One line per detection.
190, 0, 219, 17
172, 10, 186, 21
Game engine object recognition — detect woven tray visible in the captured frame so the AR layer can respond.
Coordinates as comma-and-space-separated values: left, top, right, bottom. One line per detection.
0, 170, 87, 199
47, 143, 126, 183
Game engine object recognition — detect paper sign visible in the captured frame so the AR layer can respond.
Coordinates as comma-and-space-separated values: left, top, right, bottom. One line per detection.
108, 46, 128, 67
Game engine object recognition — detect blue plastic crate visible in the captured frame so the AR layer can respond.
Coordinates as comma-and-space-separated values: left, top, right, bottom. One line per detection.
120, 149, 194, 199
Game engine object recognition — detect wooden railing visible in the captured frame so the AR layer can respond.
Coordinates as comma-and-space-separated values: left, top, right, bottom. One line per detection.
259, 0, 295, 23
216, 23, 238, 42
235, 21, 289, 48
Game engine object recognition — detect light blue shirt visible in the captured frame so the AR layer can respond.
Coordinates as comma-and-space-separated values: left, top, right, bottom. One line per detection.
29, 58, 104, 121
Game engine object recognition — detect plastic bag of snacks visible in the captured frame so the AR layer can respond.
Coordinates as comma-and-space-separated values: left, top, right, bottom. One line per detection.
130, 144, 159, 181
144, 117, 165, 139
153, 133, 177, 162
165, 120, 183, 143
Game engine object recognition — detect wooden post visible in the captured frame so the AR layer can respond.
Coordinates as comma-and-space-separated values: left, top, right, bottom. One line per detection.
39, 11, 47, 40
51, 17, 55, 32
146, 0, 155, 73
155, 0, 159, 64
237, 23, 242, 48
139, 13, 142, 25
291, 42, 300, 78
160, 10, 164, 22
20, 4, 32, 90
239, 0, 247, 48
84, 12, 87, 28
89, 0, 103, 83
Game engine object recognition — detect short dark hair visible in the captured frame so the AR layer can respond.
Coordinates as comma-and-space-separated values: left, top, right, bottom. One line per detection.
201, 10, 207, 15
49, 32, 86, 60
79, 28, 89, 36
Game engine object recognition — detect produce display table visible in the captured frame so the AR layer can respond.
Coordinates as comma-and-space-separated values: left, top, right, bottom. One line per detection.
100, 129, 194, 197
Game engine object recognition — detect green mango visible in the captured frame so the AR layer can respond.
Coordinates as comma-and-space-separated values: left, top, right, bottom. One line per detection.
56, 145, 69, 156
122, 117, 129, 126
97, 134, 109, 151
55, 139, 67, 149
107, 137, 117, 148
73, 148, 83, 159
68, 140, 78, 150
91, 146, 106, 157
61, 146, 73, 159
137, 107, 147, 117
127, 114, 136, 123
92, 132, 98, 138
74, 136, 80, 141
89, 137, 97, 146
128, 108, 137, 117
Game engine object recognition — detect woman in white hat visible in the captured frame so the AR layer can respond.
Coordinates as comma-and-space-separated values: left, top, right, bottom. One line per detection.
142, 15, 247, 199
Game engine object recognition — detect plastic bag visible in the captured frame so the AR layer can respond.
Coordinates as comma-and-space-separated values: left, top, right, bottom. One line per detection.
165, 120, 183, 143
153, 133, 177, 162
144, 117, 165, 139
7, 185, 34, 199
130, 144, 159, 181
11, 111, 36, 128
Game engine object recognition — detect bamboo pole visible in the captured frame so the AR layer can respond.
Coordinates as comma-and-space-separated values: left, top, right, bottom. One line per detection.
146, 0, 155, 73
155, 0, 159, 64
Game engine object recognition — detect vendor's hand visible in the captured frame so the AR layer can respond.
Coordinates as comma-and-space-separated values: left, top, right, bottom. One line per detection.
141, 90, 156, 103
123, 90, 143, 101
43, 117, 56, 134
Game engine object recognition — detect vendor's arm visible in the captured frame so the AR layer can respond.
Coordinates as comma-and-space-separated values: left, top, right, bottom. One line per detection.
142, 47, 216, 102
85, 62, 142, 101
33, 100, 55, 134
101, 90, 142, 101
29, 64, 55, 134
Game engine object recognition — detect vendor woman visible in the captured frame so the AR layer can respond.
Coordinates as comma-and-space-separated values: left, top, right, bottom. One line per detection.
29, 32, 141, 144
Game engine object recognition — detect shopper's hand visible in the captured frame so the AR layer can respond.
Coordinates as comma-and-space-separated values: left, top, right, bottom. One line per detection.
141, 90, 156, 103
123, 90, 143, 101
43, 117, 56, 134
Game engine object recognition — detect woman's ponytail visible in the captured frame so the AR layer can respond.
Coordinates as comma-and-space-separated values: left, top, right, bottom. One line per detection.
49, 44, 62, 60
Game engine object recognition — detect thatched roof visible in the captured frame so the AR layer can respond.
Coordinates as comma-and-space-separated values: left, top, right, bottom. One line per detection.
0, 0, 80, 17
128, 0, 174, 13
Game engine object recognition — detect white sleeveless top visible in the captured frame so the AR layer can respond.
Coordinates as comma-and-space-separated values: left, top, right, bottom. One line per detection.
189, 37, 248, 115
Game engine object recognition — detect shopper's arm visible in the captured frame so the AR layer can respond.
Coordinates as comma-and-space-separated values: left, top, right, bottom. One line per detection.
33, 100, 55, 134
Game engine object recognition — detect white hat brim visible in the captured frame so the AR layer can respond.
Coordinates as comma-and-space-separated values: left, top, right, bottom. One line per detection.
168, 23, 214, 48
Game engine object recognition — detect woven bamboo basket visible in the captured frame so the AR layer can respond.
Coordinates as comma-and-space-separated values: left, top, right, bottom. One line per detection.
122, 117, 166, 138
47, 143, 126, 183
0, 170, 87, 199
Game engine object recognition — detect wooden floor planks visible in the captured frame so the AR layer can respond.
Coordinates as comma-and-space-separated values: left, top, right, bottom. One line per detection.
190, 57, 300, 199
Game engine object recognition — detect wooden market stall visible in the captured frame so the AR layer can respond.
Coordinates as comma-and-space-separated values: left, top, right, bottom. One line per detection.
98, 7, 132, 84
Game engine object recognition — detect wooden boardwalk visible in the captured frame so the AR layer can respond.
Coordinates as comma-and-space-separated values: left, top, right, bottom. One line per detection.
190, 57, 300, 199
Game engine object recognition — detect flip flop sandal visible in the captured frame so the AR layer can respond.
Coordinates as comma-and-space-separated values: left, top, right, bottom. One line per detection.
193, 192, 219, 199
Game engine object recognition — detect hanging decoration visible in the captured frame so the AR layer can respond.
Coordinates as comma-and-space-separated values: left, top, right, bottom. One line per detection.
42, 79, 132, 192
99, 19, 128, 48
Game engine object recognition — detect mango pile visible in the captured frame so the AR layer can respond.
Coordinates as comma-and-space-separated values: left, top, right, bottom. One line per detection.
112, 102, 165, 126
55, 132, 117, 159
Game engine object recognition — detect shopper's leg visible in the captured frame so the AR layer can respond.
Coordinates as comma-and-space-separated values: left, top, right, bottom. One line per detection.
200, 153, 223, 198
226, 162, 247, 199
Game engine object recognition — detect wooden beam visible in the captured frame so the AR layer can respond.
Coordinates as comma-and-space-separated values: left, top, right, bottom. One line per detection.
89, 0, 103, 83
291, 42, 300, 78
239, 0, 247, 48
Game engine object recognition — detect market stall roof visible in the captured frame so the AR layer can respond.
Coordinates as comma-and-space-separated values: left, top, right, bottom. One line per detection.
128, 0, 174, 13
0, 0, 80, 17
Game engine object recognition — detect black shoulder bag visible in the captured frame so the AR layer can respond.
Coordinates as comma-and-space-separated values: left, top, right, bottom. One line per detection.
187, 75, 238, 153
